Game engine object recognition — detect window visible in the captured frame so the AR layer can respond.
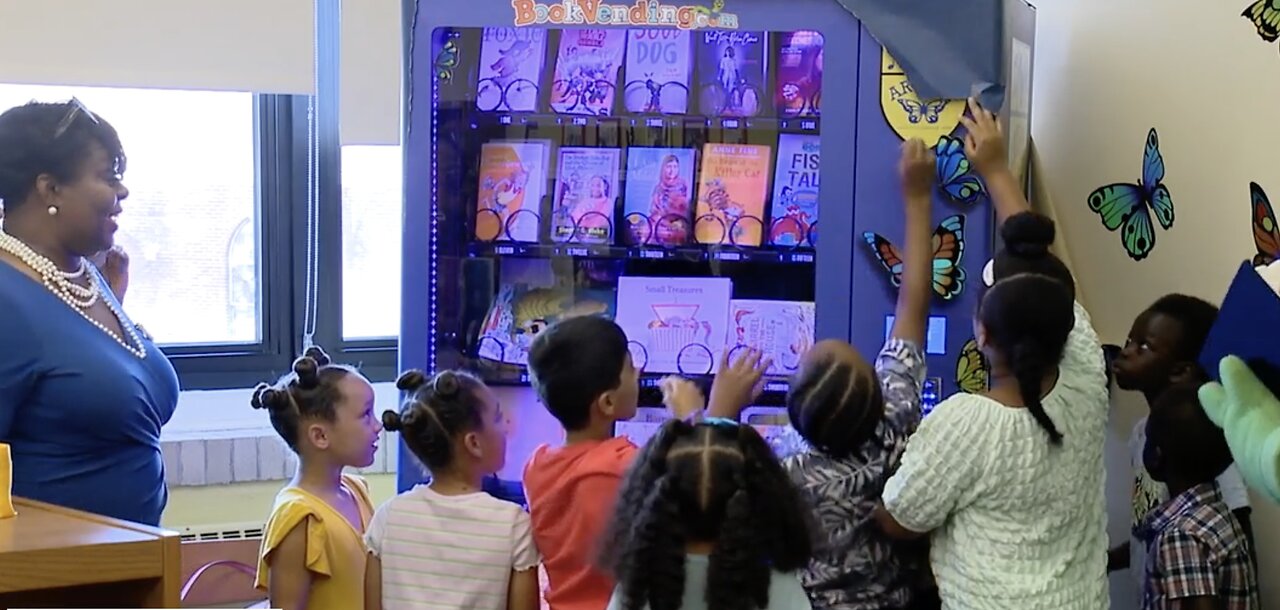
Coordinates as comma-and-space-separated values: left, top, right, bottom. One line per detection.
0, 85, 259, 347
340, 144, 403, 340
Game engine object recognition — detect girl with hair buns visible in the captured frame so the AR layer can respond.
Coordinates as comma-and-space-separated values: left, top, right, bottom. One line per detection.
364, 369, 539, 610
251, 346, 383, 610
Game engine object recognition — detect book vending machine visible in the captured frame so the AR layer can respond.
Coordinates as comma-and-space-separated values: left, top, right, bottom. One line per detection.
396, 0, 1035, 491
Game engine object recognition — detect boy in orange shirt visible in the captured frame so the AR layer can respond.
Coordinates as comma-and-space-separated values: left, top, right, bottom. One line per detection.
523, 316, 767, 610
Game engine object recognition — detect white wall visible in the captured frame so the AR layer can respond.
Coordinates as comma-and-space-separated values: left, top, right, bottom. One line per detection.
1030, 0, 1280, 607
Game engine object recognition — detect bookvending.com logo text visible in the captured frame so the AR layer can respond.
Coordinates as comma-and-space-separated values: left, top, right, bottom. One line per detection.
512, 0, 740, 30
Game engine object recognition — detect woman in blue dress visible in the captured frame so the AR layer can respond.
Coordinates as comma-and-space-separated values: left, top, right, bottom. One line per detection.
0, 100, 179, 526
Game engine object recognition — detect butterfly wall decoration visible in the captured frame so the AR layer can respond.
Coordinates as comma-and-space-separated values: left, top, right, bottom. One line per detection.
1086, 128, 1174, 261
863, 214, 966, 300
956, 338, 990, 394
1251, 182, 1279, 266
1244, 0, 1280, 50
935, 135, 986, 205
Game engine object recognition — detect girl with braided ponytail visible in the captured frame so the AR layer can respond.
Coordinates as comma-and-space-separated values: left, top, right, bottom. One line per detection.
599, 419, 814, 610
364, 369, 539, 610
251, 346, 383, 610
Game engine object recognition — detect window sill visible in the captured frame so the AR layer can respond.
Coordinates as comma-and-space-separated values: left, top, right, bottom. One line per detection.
160, 382, 401, 487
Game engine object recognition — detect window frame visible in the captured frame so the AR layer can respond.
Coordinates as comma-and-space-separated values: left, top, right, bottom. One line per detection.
155, 0, 400, 389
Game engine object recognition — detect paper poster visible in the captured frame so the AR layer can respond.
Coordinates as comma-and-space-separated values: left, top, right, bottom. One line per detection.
614, 276, 733, 375
475, 27, 547, 112
694, 143, 772, 247
622, 30, 692, 114
475, 140, 552, 243
551, 147, 621, 244
622, 147, 696, 246
769, 134, 819, 247
727, 300, 815, 375
549, 29, 627, 116
1008, 38, 1032, 185
775, 30, 824, 118
879, 49, 965, 142
696, 31, 767, 117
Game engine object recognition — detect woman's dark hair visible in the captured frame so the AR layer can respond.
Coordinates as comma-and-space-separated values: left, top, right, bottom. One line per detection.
599, 421, 813, 610
250, 346, 355, 451
786, 344, 884, 459
979, 273, 1074, 445
992, 212, 1076, 299
383, 369, 488, 470
0, 101, 126, 211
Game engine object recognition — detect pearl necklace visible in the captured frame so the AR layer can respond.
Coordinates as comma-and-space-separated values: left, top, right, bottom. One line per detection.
0, 231, 147, 359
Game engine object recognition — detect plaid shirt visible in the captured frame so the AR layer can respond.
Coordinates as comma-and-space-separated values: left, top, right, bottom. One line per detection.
1137, 482, 1259, 610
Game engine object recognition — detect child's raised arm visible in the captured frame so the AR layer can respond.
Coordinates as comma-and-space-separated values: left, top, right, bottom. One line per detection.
960, 98, 1031, 227
890, 138, 935, 347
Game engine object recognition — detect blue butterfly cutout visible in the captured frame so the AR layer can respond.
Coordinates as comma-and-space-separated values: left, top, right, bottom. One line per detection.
1086, 128, 1174, 261
935, 135, 985, 205
863, 214, 966, 300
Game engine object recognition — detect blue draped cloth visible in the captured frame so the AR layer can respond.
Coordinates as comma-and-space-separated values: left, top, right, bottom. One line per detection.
834, 0, 1006, 110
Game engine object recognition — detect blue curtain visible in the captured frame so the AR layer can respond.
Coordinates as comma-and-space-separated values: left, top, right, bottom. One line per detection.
834, 0, 1006, 110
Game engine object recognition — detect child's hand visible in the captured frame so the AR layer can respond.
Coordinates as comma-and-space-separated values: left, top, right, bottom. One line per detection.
959, 97, 1008, 178
898, 138, 936, 202
707, 348, 773, 418
660, 375, 705, 420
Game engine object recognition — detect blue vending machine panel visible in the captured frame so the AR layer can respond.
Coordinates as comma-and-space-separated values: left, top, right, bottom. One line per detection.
397, 0, 1031, 491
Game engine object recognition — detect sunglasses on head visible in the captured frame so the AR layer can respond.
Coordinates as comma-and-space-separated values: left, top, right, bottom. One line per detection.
52, 97, 100, 139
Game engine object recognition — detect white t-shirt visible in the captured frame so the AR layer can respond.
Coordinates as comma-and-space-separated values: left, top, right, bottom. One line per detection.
1127, 419, 1251, 597
883, 302, 1109, 610
365, 485, 540, 610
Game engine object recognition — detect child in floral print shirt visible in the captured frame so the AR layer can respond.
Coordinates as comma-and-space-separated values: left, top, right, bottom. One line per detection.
772, 138, 936, 610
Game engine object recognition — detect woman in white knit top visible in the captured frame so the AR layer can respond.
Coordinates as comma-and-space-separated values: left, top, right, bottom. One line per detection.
875, 215, 1109, 609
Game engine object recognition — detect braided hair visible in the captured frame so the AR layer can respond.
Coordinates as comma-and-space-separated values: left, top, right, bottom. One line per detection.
250, 346, 355, 451
382, 369, 488, 470
786, 340, 885, 459
979, 273, 1074, 445
599, 421, 813, 610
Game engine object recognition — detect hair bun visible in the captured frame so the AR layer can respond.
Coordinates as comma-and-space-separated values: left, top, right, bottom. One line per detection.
303, 345, 332, 367
396, 369, 428, 392
381, 409, 404, 433
250, 383, 272, 410
1000, 212, 1056, 259
251, 383, 288, 412
432, 372, 460, 398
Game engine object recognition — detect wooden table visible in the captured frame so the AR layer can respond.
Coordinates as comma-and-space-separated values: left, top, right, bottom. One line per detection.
0, 497, 180, 608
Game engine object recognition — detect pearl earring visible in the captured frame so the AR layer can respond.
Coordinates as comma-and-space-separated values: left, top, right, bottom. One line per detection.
46, 205, 58, 216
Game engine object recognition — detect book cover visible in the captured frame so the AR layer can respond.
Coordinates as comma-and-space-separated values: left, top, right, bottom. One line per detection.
622, 147, 696, 246
549, 29, 627, 116
475, 27, 548, 112
475, 140, 551, 243
476, 259, 617, 366
614, 276, 733, 375
622, 30, 692, 114
694, 143, 772, 247
775, 30, 824, 118
551, 147, 621, 244
696, 31, 767, 117
727, 299, 815, 376
769, 134, 820, 247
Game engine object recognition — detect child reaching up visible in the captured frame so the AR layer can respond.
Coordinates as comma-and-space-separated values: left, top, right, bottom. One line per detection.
769, 137, 936, 609
364, 370, 539, 610
599, 419, 814, 610
252, 346, 383, 610
1137, 385, 1259, 610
